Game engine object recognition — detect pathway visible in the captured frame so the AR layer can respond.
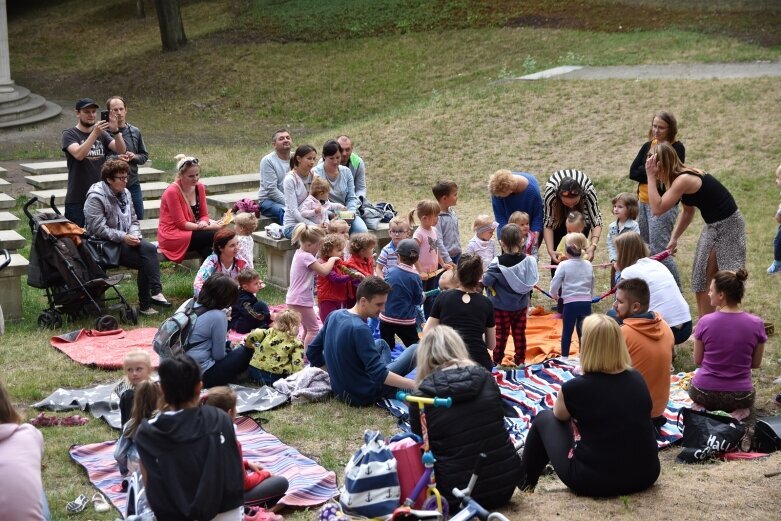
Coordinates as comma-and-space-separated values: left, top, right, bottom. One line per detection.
512, 61, 781, 81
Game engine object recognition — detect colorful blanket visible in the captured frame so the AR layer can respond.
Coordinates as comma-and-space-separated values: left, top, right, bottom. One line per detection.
50, 328, 160, 369
69, 416, 337, 517
379, 358, 692, 449
36, 383, 287, 429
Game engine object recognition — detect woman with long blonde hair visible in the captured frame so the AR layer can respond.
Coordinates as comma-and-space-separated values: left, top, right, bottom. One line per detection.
410, 325, 520, 511
646, 142, 745, 316
518, 314, 660, 496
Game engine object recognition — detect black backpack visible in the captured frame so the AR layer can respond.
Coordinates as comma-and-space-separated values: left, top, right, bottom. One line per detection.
152, 299, 208, 359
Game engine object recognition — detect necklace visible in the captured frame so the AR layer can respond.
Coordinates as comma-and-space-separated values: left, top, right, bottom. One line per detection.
459, 288, 473, 304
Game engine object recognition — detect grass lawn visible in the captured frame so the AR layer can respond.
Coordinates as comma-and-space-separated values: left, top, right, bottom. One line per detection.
2, 1, 781, 519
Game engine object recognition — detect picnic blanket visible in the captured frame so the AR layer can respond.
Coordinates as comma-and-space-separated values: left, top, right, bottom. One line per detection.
35, 383, 287, 429
69, 416, 337, 517
379, 358, 691, 449
50, 328, 160, 369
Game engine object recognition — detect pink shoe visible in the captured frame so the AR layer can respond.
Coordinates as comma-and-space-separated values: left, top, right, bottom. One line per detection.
244, 506, 283, 521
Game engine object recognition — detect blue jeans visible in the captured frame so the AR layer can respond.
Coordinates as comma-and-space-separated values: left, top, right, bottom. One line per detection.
670, 320, 693, 345
260, 198, 285, 225
127, 182, 144, 220
775, 225, 781, 261
375, 339, 418, 396
349, 214, 368, 234
64, 203, 86, 227
561, 300, 591, 357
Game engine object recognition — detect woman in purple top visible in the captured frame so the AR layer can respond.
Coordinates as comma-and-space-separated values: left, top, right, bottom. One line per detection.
689, 269, 766, 426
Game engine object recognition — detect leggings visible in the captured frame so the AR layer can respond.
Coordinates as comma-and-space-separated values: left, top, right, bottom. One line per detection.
287, 304, 320, 348
493, 308, 528, 366
561, 300, 591, 357
202, 346, 254, 388
379, 321, 419, 348
244, 475, 289, 508
318, 299, 348, 325
188, 230, 216, 262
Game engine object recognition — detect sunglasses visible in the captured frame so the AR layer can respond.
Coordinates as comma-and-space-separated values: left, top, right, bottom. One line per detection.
178, 157, 200, 171
559, 191, 581, 198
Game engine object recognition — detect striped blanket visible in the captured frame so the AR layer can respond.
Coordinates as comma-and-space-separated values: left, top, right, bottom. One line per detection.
69, 416, 337, 517
379, 358, 692, 449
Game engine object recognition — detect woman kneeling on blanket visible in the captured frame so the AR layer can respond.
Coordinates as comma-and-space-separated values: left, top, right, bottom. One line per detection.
135, 354, 245, 521
410, 325, 521, 511
519, 314, 660, 496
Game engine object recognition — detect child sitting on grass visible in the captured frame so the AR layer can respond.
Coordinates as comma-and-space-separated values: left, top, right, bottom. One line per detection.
375, 215, 411, 278
509, 210, 539, 260
300, 176, 345, 226
115, 380, 160, 477
114, 349, 153, 428
229, 268, 271, 334
245, 309, 305, 386
233, 211, 259, 269
483, 224, 539, 367
379, 239, 424, 348
466, 214, 498, 271
550, 233, 594, 358
203, 386, 288, 516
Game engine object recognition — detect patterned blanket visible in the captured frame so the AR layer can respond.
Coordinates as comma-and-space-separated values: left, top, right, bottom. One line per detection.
69, 416, 337, 517
379, 358, 692, 448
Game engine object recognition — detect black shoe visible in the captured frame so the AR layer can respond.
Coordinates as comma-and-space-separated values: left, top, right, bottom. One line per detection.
150, 294, 172, 307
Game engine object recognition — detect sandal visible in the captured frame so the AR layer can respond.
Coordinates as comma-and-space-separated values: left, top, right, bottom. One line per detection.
92, 492, 110, 513
60, 414, 89, 426
30, 412, 59, 427
66, 494, 88, 514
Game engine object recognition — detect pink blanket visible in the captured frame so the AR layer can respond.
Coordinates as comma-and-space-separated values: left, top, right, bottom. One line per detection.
51, 328, 160, 369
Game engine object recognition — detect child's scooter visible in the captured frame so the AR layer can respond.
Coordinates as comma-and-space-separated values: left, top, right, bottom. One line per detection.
448, 453, 511, 521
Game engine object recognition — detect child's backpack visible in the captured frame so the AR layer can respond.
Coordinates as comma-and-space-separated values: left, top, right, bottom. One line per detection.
152, 299, 208, 359
339, 429, 400, 518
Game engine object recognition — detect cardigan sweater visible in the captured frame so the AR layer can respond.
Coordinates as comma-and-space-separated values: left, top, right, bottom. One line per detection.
158, 181, 210, 263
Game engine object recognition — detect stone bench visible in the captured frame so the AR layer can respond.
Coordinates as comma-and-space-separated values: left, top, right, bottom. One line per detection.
0, 178, 9, 191
0, 253, 29, 320
199, 173, 259, 195
29, 181, 169, 207
0, 193, 13, 209
252, 223, 391, 289
24, 166, 165, 190
35, 198, 162, 220
20, 160, 154, 176
0, 211, 21, 231
0, 230, 26, 251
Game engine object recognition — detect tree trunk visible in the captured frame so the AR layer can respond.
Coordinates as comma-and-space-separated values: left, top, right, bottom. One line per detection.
154, 0, 187, 52
136, 0, 146, 19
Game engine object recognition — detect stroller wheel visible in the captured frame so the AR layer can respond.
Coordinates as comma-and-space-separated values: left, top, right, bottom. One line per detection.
37, 310, 60, 330
120, 306, 138, 326
95, 315, 119, 332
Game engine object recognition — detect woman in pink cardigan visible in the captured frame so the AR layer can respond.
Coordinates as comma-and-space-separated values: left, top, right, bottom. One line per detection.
158, 154, 223, 263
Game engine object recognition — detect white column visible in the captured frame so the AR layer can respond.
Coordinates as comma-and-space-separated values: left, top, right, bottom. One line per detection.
0, 0, 15, 92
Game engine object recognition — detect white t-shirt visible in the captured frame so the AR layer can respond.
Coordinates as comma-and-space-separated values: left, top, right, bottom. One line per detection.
621, 258, 691, 327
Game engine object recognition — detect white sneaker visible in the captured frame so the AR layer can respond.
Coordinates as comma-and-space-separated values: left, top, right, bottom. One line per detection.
139, 307, 158, 316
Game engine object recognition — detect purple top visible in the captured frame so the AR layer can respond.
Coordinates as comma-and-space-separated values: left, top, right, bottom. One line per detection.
692, 311, 766, 392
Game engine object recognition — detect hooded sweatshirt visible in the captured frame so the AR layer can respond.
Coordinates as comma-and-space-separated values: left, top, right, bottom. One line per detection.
621, 311, 674, 418
84, 180, 141, 243
0, 423, 45, 521
482, 253, 539, 311
134, 405, 244, 521
409, 365, 521, 511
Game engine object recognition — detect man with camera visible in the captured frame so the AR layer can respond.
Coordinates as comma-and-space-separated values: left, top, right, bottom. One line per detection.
106, 96, 149, 219
62, 98, 126, 227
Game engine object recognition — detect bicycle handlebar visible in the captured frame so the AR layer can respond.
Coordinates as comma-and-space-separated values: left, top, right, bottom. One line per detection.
396, 391, 452, 408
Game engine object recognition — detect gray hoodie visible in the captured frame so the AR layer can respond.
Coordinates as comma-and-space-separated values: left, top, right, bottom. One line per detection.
84, 180, 141, 243
483, 254, 539, 311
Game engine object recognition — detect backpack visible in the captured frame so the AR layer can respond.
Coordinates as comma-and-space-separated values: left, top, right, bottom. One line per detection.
374, 201, 397, 223
339, 430, 400, 518
152, 299, 208, 359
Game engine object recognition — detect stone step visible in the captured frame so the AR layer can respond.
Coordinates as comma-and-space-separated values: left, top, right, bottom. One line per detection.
24, 166, 165, 190
199, 173, 258, 195
29, 181, 169, 207
34, 198, 162, 219
0, 166, 7, 179
0, 193, 13, 210
0, 253, 29, 320
20, 160, 69, 175
140, 219, 158, 241
0, 178, 9, 192
0, 230, 26, 251
0, 94, 62, 128
0, 211, 21, 231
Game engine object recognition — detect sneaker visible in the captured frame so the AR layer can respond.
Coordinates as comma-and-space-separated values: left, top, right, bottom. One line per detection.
768, 260, 781, 274
150, 294, 172, 307
139, 307, 158, 316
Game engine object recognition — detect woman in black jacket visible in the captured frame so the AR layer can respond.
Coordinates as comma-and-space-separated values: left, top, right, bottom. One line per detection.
409, 325, 520, 510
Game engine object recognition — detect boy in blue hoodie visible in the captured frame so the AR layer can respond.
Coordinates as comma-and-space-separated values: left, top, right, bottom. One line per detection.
483, 224, 539, 366
379, 239, 424, 348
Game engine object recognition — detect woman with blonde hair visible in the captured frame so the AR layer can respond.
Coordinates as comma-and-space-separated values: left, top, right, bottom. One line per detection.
646, 142, 745, 316
410, 325, 520, 511
518, 314, 660, 496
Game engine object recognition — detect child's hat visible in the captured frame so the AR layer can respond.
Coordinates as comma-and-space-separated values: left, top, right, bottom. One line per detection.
396, 239, 420, 257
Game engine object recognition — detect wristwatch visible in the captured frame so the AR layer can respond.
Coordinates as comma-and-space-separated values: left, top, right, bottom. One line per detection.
111, 130, 121, 135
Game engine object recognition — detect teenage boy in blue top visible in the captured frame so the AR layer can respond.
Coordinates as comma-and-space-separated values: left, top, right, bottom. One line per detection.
379, 239, 424, 348
307, 277, 417, 406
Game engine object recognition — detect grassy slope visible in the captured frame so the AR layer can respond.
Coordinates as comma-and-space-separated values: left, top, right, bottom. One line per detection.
2, 1, 781, 519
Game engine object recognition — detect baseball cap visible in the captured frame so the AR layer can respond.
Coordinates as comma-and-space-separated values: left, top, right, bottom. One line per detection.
75, 98, 99, 110
396, 239, 420, 258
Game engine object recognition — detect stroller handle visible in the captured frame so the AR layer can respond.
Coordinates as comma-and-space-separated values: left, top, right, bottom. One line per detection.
23, 197, 38, 221
396, 392, 452, 408
0, 249, 10, 271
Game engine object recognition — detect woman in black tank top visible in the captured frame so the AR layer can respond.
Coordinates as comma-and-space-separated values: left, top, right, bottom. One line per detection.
645, 143, 745, 317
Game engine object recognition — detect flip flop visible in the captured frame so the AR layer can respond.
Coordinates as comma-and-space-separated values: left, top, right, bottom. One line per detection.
30, 412, 59, 427
60, 415, 89, 426
66, 494, 88, 514
92, 492, 110, 513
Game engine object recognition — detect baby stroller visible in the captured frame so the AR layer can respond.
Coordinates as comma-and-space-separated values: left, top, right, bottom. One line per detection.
24, 196, 138, 329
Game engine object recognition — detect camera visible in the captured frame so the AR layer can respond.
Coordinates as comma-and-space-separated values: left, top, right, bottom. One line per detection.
101, 110, 109, 122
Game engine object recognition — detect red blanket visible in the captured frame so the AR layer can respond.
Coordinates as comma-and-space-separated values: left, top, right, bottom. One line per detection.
51, 328, 160, 369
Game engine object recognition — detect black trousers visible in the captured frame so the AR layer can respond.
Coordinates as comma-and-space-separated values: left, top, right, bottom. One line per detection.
188, 230, 216, 261
379, 320, 419, 348
119, 240, 162, 309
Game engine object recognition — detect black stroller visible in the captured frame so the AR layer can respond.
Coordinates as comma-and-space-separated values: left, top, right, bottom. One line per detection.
24, 196, 138, 329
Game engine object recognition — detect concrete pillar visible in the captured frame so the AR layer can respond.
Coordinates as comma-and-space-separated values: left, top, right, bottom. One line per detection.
0, 0, 14, 92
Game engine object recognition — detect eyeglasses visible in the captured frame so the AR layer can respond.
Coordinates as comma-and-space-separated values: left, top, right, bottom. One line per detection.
178, 157, 200, 171
559, 191, 580, 198
390, 229, 407, 234
112, 176, 129, 182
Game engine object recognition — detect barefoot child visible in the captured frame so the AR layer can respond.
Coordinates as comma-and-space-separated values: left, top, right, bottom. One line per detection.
550, 233, 594, 357
483, 224, 539, 366
375, 216, 410, 278
379, 239, 424, 348
245, 309, 305, 385
229, 268, 271, 334
509, 210, 539, 260
233, 212, 259, 269
466, 214, 498, 271
203, 387, 289, 514
607, 192, 640, 284
287, 224, 340, 347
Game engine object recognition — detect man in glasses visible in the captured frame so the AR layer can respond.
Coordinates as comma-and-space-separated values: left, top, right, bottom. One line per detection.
106, 96, 149, 220
62, 98, 126, 227
258, 128, 292, 224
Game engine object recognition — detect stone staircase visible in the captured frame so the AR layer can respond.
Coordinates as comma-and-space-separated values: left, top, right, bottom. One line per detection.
0, 85, 62, 129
